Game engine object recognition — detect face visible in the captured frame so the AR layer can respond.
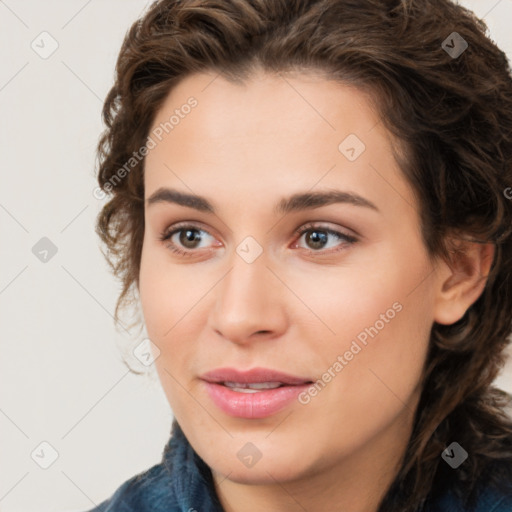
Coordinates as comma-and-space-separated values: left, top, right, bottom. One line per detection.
139, 70, 440, 485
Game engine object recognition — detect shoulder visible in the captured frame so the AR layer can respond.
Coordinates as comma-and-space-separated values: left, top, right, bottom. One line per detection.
82, 462, 181, 512
80, 420, 223, 512
427, 487, 512, 512
425, 460, 512, 512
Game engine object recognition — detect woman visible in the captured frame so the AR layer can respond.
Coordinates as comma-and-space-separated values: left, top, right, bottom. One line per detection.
87, 0, 512, 510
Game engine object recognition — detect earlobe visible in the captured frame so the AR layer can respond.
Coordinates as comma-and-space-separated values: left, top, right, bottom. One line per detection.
433, 240, 495, 326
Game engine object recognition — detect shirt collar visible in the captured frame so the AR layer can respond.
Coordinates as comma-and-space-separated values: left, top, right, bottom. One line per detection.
162, 419, 225, 512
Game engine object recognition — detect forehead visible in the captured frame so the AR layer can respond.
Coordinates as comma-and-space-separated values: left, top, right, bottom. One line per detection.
148, 70, 382, 146
143, 70, 416, 217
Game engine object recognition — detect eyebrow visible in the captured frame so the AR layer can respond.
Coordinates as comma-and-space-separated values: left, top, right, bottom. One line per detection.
146, 187, 379, 215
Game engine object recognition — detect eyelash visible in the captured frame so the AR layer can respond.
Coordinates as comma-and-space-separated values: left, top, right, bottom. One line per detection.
158, 222, 358, 258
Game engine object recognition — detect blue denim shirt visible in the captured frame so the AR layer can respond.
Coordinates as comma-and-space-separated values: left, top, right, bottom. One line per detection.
85, 420, 512, 512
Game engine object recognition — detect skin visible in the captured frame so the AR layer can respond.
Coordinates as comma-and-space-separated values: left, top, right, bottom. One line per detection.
138, 69, 494, 512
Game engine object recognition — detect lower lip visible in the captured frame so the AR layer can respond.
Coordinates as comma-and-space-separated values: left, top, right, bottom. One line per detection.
202, 381, 311, 419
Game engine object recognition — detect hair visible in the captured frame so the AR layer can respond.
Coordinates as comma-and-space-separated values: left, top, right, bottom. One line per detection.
95, 0, 512, 510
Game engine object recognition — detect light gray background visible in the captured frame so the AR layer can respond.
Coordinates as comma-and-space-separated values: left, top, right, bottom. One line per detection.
1, 1, 511, 511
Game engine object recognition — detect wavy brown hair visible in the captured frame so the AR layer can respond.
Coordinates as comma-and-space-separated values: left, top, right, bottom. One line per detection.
95, 0, 512, 510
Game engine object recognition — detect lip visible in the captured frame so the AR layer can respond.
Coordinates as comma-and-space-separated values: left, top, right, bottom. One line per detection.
200, 367, 313, 419
200, 367, 313, 385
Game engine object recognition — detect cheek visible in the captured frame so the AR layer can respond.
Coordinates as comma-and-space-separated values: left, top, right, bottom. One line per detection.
328, 299, 431, 448
297, 245, 434, 411
287, 247, 431, 355
138, 254, 197, 415
295, 291, 432, 456
139, 240, 206, 337
138, 244, 216, 388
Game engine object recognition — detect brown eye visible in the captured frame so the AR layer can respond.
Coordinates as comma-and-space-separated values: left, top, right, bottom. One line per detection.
159, 223, 217, 257
295, 224, 358, 254
304, 229, 329, 250
178, 228, 203, 249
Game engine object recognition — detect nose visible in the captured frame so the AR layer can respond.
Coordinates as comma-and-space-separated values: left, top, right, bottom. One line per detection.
208, 249, 288, 346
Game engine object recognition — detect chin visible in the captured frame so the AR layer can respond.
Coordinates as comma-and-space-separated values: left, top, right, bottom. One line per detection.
200, 438, 314, 485
210, 459, 306, 485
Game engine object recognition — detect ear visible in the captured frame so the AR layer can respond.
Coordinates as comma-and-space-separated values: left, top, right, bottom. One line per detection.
433, 239, 495, 325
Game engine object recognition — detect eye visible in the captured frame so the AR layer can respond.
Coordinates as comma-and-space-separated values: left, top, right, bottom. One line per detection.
293, 223, 358, 254
159, 221, 358, 258
158, 223, 218, 257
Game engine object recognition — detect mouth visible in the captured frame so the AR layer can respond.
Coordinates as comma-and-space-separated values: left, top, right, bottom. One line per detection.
220, 381, 292, 393
200, 367, 314, 418
200, 367, 313, 386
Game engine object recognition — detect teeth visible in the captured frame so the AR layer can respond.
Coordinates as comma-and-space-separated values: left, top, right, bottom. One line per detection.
228, 387, 262, 393
223, 381, 283, 392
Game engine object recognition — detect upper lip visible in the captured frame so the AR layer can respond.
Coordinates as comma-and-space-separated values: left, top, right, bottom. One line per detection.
200, 367, 313, 385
